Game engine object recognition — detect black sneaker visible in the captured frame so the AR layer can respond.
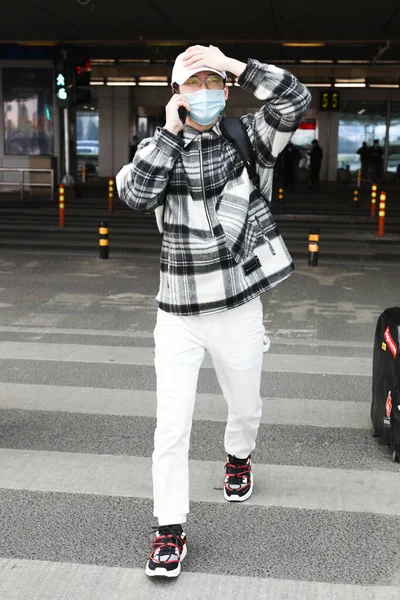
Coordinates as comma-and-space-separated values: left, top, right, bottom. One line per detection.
145, 525, 187, 578
224, 454, 253, 502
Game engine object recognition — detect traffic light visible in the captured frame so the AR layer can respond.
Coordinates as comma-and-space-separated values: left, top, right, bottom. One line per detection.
55, 61, 69, 105
74, 60, 92, 104
75, 61, 91, 86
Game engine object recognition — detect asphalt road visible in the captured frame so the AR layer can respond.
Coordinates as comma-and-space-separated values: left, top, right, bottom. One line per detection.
0, 188, 400, 599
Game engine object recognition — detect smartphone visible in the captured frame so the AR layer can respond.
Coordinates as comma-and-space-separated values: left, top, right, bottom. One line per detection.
178, 106, 187, 124
173, 88, 187, 124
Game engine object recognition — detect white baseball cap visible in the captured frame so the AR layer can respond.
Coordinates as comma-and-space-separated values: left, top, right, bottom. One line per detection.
171, 52, 226, 85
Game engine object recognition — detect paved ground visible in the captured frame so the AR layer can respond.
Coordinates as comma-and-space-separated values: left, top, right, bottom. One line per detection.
0, 184, 400, 599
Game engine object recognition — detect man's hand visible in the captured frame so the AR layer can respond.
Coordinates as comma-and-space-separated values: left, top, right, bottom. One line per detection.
164, 94, 191, 136
182, 45, 229, 73
182, 45, 247, 78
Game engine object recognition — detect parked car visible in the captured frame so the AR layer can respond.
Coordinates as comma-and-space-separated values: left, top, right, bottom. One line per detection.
77, 140, 99, 156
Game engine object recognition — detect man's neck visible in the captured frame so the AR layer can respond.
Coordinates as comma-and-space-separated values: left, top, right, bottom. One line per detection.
185, 116, 218, 133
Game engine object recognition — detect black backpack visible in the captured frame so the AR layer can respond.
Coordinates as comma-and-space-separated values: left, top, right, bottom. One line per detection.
220, 117, 260, 189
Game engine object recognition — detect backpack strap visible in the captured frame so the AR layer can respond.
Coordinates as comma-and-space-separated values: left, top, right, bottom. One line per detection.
220, 117, 260, 188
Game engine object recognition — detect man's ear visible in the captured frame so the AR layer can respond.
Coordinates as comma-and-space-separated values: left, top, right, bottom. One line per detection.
224, 85, 229, 102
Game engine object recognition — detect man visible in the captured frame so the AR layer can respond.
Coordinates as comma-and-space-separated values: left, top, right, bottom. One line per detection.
309, 139, 323, 188
370, 139, 384, 182
356, 141, 370, 180
116, 45, 310, 578
282, 141, 300, 191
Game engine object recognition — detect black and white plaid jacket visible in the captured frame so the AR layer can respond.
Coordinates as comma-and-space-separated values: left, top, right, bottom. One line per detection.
117, 59, 311, 316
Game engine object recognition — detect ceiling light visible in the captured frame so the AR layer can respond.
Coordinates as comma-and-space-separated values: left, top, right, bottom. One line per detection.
90, 80, 104, 86
107, 78, 137, 86
369, 84, 399, 88
337, 60, 369, 64
138, 81, 168, 86
91, 59, 115, 64
304, 83, 332, 87
358, 109, 366, 115
335, 79, 366, 88
300, 60, 333, 64
139, 76, 168, 82
335, 82, 366, 88
282, 42, 325, 47
119, 59, 151, 63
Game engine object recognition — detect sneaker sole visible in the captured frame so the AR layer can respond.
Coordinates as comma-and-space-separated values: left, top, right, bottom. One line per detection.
224, 476, 254, 502
145, 543, 187, 578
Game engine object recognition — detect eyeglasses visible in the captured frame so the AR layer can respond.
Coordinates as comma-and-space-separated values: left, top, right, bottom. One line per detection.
182, 75, 225, 90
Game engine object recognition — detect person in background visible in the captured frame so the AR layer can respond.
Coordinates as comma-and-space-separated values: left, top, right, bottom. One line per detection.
370, 139, 384, 182
129, 135, 139, 162
356, 141, 371, 180
309, 139, 323, 188
117, 44, 310, 579
283, 141, 300, 191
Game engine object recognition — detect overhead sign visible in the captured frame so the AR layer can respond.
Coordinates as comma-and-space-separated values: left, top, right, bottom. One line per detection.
319, 90, 340, 111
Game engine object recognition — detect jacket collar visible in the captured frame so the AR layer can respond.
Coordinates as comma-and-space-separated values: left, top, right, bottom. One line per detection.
182, 117, 223, 148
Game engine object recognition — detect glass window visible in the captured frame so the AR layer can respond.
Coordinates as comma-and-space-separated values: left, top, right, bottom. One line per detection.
76, 107, 99, 176
76, 109, 99, 156
3, 68, 53, 156
338, 101, 386, 173
388, 102, 400, 174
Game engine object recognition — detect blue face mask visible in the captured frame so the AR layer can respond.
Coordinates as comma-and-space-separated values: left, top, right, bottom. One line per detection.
183, 89, 226, 125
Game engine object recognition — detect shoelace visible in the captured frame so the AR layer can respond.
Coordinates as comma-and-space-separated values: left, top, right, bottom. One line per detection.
225, 459, 251, 486
149, 526, 184, 563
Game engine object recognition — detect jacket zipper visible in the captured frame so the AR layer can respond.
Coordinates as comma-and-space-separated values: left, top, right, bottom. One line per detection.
199, 137, 213, 234
255, 216, 276, 256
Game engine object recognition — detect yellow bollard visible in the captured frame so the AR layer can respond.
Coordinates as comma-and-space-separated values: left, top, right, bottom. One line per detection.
308, 229, 319, 266
371, 183, 377, 218
378, 191, 386, 237
99, 221, 109, 259
59, 184, 65, 228
81, 163, 87, 184
353, 188, 359, 209
356, 169, 361, 189
108, 178, 114, 213
278, 187, 284, 204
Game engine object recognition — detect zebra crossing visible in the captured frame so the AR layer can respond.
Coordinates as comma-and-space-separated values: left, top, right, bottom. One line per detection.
0, 199, 400, 598
0, 321, 400, 597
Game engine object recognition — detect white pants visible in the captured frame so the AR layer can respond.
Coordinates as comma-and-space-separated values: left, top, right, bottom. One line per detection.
152, 297, 265, 526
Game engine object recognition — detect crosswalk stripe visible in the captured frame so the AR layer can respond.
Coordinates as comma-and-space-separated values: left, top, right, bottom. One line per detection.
0, 325, 373, 348
0, 341, 372, 375
0, 383, 370, 428
0, 449, 397, 516
0, 558, 398, 600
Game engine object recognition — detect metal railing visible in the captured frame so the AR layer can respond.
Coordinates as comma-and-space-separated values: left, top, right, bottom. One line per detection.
0, 168, 55, 199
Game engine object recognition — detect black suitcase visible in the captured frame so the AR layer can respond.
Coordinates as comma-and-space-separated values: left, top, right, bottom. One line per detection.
371, 307, 400, 462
